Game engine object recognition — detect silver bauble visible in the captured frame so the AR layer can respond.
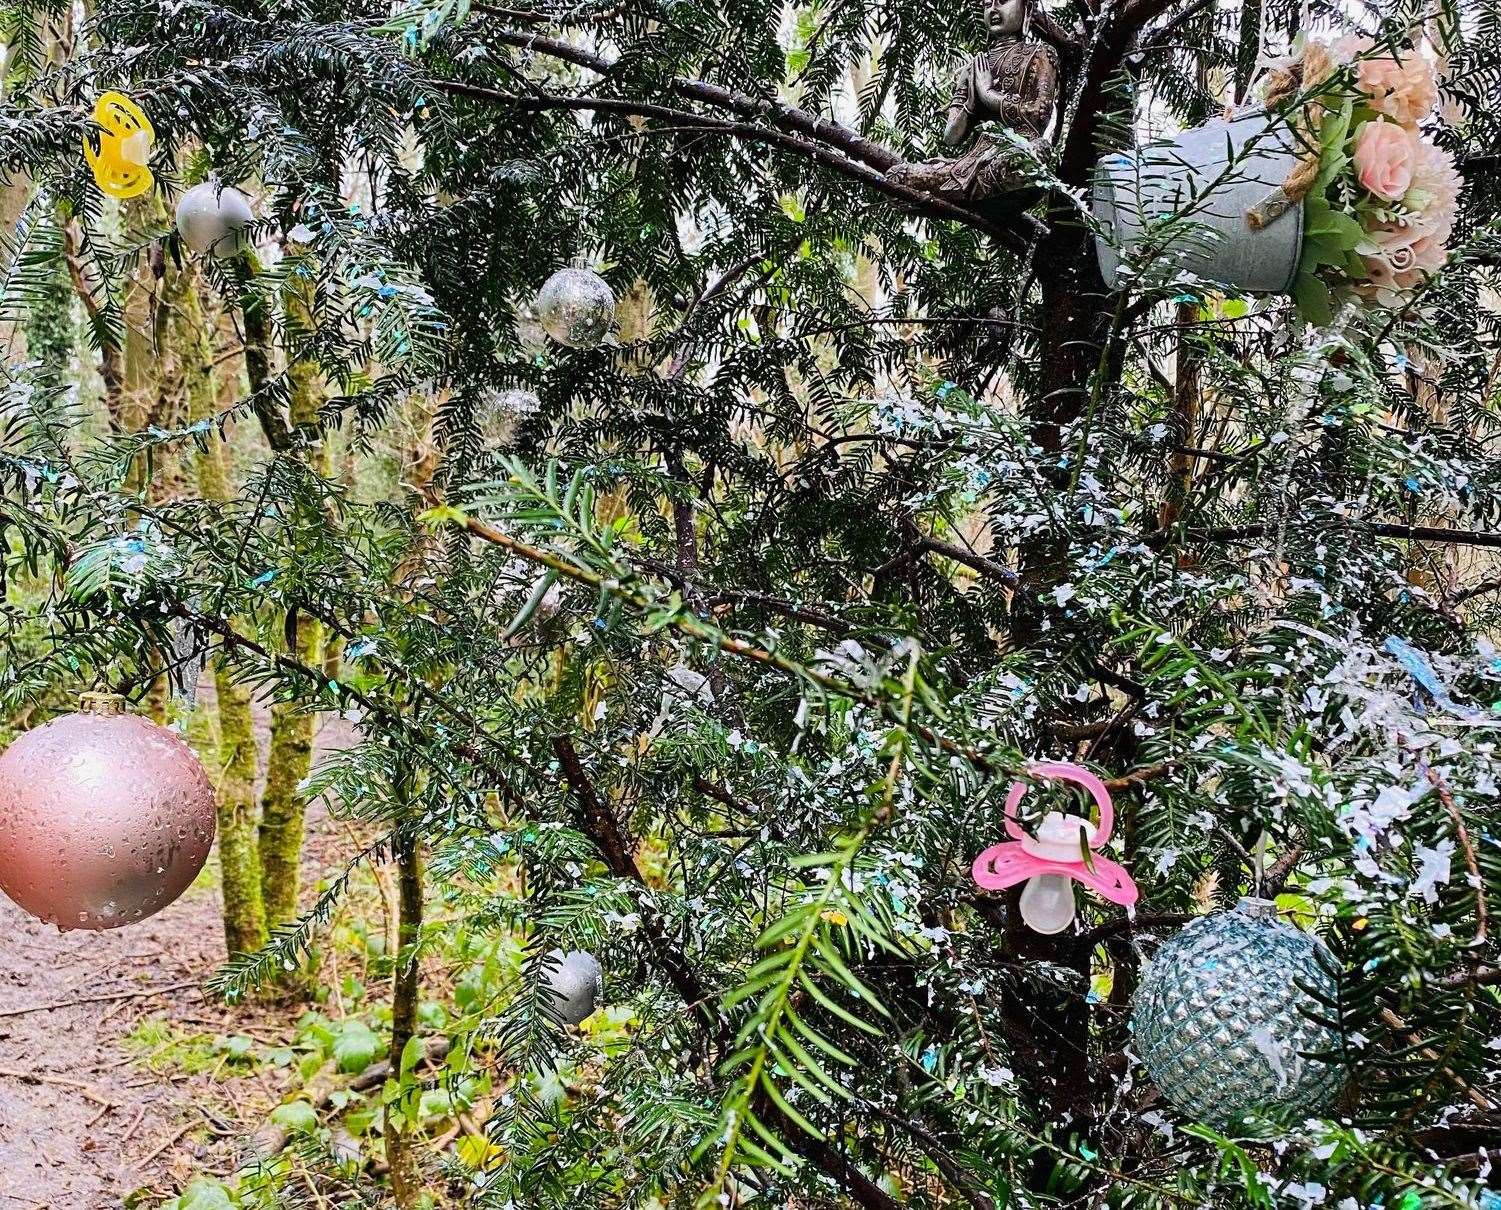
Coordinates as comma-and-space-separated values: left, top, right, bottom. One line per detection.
0, 693, 216, 930
479, 387, 540, 447
1131, 898, 1344, 1124
535, 269, 615, 348
542, 948, 602, 1025
175, 183, 254, 258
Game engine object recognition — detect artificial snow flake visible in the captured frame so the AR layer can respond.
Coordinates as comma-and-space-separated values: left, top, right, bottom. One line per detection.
1409, 841, 1453, 903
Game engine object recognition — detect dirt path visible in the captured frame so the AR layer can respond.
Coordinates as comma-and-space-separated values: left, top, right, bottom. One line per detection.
0, 698, 357, 1209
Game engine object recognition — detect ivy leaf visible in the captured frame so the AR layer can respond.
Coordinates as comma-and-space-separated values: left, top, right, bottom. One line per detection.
332, 1020, 381, 1074
172, 1178, 236, 1210
417, 503, 468, 530
399, 1033, 423, 1079
269, 1100, 319, 1134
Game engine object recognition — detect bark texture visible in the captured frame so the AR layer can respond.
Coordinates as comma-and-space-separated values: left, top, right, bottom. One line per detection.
257, 269, 327, 930
179, 260, 269, 955
385, 826, 426, 1208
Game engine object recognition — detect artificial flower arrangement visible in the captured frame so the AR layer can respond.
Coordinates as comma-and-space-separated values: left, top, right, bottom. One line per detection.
1277, 37, 1462, 324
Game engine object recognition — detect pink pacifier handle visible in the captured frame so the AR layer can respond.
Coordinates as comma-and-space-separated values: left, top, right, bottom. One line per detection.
1003, 761, 1114, 847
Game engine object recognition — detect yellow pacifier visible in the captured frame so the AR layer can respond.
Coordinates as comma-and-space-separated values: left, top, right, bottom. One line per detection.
82, 91, 155, 199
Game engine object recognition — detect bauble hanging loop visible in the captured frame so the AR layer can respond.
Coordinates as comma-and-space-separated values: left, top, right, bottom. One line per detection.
534, 268, 616, 349
1130, 898, 1346, 1124
972, 761, 1138, 935
175, 182, 254, 259
0, 694, 216, 930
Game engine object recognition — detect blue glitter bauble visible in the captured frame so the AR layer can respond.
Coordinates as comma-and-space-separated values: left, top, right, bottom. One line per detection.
1131, 899, 1345, 1124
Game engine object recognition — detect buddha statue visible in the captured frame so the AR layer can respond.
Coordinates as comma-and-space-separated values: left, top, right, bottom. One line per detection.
888, 0, 1060, 203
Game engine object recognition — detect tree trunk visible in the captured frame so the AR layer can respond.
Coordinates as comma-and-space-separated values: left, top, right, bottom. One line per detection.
385, 826, 425, 1208
258, 622, 319, 929
177, 258, 269, 955
215, 662, 267, 954
1006, 224, 1121, 1120
382, 389, 443, 1206
257, 269, 327, 930
1158, 302, 1202, 533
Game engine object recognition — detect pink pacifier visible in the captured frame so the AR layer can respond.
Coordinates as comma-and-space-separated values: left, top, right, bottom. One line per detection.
972, 761, 1138, 934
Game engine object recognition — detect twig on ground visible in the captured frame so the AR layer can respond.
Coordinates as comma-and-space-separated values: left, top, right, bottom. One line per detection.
0, 1066, 119, 1108
133, 1121, 197, 1169
0, 981, 202, 1019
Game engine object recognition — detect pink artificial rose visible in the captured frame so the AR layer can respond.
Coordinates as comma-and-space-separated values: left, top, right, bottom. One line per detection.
1354, 120, 1418, 201
1334, 36, 1439, 125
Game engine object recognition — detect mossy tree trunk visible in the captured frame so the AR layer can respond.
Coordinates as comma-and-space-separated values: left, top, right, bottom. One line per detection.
258, 621, 319, 929
386, 820, 425, 1208
176, 257, 268, 956
257, 269, 327, 930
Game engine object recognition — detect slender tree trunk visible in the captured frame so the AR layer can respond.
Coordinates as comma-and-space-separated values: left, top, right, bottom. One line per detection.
383, 388, 442, 1205
177, 259, 269, 955
215, 664, 267, 953
386, 824, 425, 1208
258, 621, 319, 928
1159, 302, 1201, 532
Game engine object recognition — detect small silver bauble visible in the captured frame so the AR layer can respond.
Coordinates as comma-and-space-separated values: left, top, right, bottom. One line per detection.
174, 182, 254, 258
541, 948, 602, 1025
1131, 898, 1345, 1124
535, 268, 615, 348
479, 387, 540, 446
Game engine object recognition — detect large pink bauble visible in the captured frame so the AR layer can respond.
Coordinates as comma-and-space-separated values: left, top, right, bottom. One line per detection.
0, 694, 216, 930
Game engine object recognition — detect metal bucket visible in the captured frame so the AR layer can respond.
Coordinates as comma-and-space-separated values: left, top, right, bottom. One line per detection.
1093, 110, 1305, 294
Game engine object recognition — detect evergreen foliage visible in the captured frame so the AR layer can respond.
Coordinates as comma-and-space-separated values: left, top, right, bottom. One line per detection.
0, 0, 1498, 1204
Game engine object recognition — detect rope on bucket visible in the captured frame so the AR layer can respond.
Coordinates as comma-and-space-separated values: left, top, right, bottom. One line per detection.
1243, 41, 1337, 231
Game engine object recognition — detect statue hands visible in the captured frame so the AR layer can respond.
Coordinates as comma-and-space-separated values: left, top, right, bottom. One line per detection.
972, 52, 995, 96
971, 52, 1008, 117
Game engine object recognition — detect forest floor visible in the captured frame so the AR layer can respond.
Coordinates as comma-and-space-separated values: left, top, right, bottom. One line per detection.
0, 693, 360, 1210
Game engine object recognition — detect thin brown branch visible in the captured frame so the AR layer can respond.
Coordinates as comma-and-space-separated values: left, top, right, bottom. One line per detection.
1261, 840, 1305, 897
552, 736, 724, 1035
435, 80, 1026, 247
1076, 912, 1195, 949
553, 738, 901, 1210
1059, 0, 1194, 185
474, 26, 898, 171
0, 980, 201, 1019
1163, 521, 1501, 551
917, 536, 1020, 587
1451, 577, 1501, 605
1435, 966, 1501, 989
472, 0, 623, 24
1422, 761, 1488, 952
862, 1101, 996, 1210
706, 588, 854, 633
1379, 1007, 1495, 1113
457, 511, 1020, 783
1134, 0, 1217, 54
1103, 760, 1174, 792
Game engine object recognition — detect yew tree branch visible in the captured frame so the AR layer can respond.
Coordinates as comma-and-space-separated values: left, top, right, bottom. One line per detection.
436, 80, 1028, 247
446, 27, 1039, 248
